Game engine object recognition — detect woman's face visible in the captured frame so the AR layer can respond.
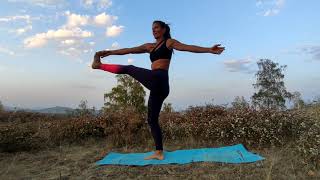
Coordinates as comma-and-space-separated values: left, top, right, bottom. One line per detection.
152, 23, 165, 39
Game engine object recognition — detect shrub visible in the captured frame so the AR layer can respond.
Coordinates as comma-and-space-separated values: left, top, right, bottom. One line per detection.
0, 104, 319, 164
48, 117, 104, 145
0, 122, 42, 152
97, 106, 149, 147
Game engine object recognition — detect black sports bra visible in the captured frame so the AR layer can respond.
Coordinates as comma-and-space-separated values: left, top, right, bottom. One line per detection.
149, 39, 173, 62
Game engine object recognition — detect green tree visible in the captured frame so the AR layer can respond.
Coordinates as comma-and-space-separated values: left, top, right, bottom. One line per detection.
231, 96, 250, 109
162, 102, 174, 113
0, 101, 4, 112
104, 74, 147, 114
251, 59, 293, 110
313, 96, 320, 104
291, 91, 305, 109
70, 100, 96, 117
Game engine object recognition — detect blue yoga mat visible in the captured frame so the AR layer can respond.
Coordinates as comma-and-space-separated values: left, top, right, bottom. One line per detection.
96, 144, 265, 166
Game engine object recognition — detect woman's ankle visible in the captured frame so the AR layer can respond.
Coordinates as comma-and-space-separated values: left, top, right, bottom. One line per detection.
91, 57, 102, 69
91, 62, 101, 69
155, 150, 163, 154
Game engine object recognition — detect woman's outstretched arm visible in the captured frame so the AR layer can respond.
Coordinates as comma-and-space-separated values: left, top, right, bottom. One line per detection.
168, 39, 225, 54
95, 43, 150, 58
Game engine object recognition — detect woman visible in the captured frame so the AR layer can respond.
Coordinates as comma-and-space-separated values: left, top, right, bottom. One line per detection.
92, 20, 225, 160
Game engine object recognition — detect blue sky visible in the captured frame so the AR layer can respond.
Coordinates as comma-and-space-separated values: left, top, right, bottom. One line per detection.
0, 0, 319, 110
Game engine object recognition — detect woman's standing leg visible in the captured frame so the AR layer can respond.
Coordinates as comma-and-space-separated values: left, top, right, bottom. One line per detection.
144, 92, 168, 160
144, 70, 170, 160
147, 92, 165, 150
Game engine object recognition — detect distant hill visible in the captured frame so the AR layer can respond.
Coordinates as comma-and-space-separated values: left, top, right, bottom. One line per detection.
4, 106, 75, 114
4, 106, 29, 111
3, 106, 101, 115
33, 106, 75, 114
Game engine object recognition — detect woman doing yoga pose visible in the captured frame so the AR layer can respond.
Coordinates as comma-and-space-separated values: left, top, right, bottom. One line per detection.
92, 20, 225, 160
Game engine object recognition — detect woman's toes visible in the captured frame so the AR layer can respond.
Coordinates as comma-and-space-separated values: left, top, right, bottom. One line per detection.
92, 63, 100, 69
144, 153, 164, 160
91, 60, 101, 69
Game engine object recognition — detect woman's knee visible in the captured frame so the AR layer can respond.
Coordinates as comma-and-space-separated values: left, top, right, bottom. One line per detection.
127, 64, 136, 71
147, 115, 159, 126
116, 64, 132, 74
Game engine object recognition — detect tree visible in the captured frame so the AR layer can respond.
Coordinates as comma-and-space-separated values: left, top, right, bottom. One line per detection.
68, 100, 96, 117
312, 95, 320, 104
251, 59, 293, 110
162, 102, 174, 113
291, 91, 305, 109
0, 101, 3, 112
231, 96, 250, 109
104, 74, 147, 114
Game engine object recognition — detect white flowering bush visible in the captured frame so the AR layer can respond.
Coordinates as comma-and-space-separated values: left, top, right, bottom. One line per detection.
1, 104, 319, 164
160, 104, 320, 163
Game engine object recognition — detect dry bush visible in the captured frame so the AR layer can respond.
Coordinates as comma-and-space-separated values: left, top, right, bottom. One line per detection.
160, 104, 319, 164
0, 110, 65, 123
0, 122, 43, 152
0, 111, 60, 152
48, 106, 149, 147
48, 116, 104, 145
295, 107, 320, 162
96, 106, 149, 147
0, 104, 319, 164
0, 111, 42, 123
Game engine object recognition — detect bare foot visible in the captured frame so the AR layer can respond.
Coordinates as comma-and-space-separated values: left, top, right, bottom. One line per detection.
144, 150, 164, 160
91, 55, 101, 69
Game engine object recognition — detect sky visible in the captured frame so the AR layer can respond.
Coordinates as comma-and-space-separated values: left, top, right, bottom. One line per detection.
0, 0, 320, 110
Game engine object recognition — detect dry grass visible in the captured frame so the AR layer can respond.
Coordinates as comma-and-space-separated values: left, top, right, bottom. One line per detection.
0, 138, 319, 180
0, 105, 320, 179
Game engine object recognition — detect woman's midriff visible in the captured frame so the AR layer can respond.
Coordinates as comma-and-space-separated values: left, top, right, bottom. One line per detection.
151, 59, 170, 70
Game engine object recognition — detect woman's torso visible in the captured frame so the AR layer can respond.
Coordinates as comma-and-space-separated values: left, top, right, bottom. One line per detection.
149, 39, 173, 70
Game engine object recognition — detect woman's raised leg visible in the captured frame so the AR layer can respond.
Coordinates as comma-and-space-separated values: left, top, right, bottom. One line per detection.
92, 56, 153, 90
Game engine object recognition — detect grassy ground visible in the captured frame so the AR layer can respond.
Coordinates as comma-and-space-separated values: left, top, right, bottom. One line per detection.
0, 138, 319, 180
1, 106, 319, 179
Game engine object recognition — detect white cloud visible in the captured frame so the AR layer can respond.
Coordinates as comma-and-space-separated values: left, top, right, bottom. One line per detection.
58, 46, 89, 63
300, 45, 320, 61
23, 11, 122, 50
275, 0, 285, 7
20, 6, 124, 62
106, 25, 124, 37
94, 12, 117, 26
0, 14, 40, 35
82, 0, 93, 6
82, 0, 112, 9
0, 46, 15, 56
111, 42, 119, 49
263, 9, 279, 16
256, 0, 285, 16
15, 25, 32, 35
8, 0, 65, 7
61, 39, 76, 45
128, 58, 134, 64
24, 27, 93, 48
223, 57, 256, 73
0, 15, 31, 23
99, 0, 112, 9
64, 11, 89, 28
63, 11, 118, 28
23, 35, 47, 48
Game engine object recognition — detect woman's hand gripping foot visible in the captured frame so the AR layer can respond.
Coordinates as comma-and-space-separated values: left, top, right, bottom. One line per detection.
92, 50, 111, 69
91, 53, 102, 69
